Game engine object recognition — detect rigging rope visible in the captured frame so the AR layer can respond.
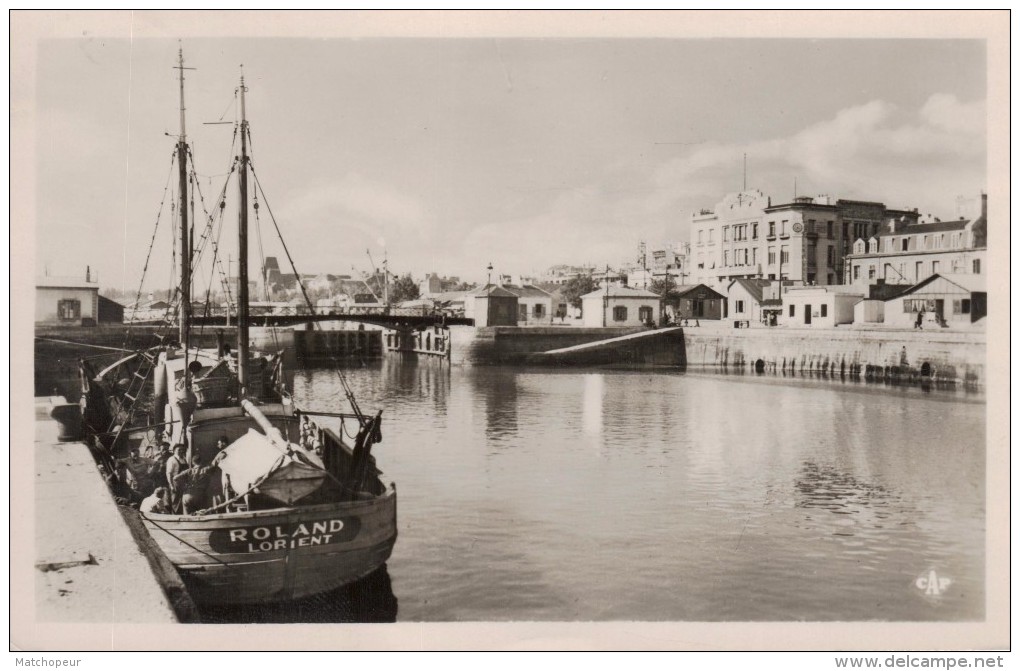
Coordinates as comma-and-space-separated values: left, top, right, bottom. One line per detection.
247, 147, 365, 425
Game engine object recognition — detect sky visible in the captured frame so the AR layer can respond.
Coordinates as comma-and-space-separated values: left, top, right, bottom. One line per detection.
30, 35, 986, 293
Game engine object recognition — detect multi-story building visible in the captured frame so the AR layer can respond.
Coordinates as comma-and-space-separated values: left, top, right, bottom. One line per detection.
844, 194, 987, 291
690, 190, 919, 290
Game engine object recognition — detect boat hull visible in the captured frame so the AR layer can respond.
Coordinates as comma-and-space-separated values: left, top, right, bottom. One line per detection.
141, 487, 397, 605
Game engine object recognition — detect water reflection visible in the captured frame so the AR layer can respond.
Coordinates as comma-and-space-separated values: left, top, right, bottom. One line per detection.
284, 361, 984, 621
581, 374, 604, 437
198, 565, 398, 624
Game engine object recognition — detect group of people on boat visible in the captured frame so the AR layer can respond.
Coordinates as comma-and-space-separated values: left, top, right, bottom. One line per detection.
102, 436, 234, 515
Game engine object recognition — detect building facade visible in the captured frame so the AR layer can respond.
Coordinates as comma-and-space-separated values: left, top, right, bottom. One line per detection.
883, 273, 986, 330
580, 286, 661, 327
844, 194, 987, 291
690, 190, 918, 290
782, 286, 864, 328
36, 275, 100, 325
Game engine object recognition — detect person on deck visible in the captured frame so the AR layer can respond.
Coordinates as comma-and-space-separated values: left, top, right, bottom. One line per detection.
178, 456, 216, 514
165, 443, 189, 512
140, 487, 171, 514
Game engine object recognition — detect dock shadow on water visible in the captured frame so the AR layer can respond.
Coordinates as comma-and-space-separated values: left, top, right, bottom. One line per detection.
197, 565, 398, 623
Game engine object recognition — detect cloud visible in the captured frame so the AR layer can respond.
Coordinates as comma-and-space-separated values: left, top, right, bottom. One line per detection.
452, 94, 985, 279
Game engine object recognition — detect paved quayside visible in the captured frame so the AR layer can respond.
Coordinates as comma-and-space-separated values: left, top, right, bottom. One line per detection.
34, 397, 196, 623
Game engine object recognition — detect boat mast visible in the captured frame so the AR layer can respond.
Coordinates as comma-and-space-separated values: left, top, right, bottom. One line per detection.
236, 70, 251, 394
176, 47, 192, 388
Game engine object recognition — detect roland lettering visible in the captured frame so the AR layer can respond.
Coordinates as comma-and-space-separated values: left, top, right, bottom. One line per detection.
294, 523, 310, 536
229, 529, 248, 542
329, 519, 344, 532
312, 521, 328, 534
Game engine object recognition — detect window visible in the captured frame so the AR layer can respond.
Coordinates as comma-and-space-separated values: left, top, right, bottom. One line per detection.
951, 233, 961, 247
752, 223, 758, 239
698, 230, 703, 244
973, 259, 981, 274
57, 299, 81, 321
519, 304, 528, 320
923, 235, 930, 249
781, 246, 789, 264
724, 250, 730, 266
868, 265, 876, 280
916, 261, 923, 280
953, 299, 971, 314
932, 261, 940, 274
533, 304, 545, 318
808, 219, 816, 234
708, 229, 714, 243
821, 304, 828, 317
768, 222, 775, 237
853, 265, 860, 280
827, 221, 834, 238
723, 226, 731, 242
842, 222, 849, 239
781, 220, 788, 236
735, 300, 745, 314
752, 248, 758, 266
612, 306, 628, 322
768, 247, 776, 265
789, 304, 795, 317
827, 246, 836, 266
638, 306, 653, 323
902, 238, 909, 251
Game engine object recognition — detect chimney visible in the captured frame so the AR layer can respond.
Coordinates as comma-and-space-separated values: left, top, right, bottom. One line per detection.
981, 192, 987, 219
86, 265, 91, 282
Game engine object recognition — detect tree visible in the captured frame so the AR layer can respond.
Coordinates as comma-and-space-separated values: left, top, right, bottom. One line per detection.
649, 275, 682, 307
562, 274, 598, 310
389, 273, 421, 304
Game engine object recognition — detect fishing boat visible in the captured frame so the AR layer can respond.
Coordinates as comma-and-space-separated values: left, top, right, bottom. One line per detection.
79, 50, 397, 606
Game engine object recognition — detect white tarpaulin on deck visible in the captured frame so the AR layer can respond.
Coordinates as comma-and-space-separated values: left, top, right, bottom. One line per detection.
217, 429, 327, 505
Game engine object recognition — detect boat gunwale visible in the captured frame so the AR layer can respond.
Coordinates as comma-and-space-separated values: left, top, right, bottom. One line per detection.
139, 481, 396, 524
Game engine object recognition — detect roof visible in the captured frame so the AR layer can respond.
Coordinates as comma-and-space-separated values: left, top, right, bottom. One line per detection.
580, 285, 661, 300
501, 284, 552, 299
674, 284, 726, 300
474, 286, 519, 298
897, 273, 986, 296
727, 278, 772, 303
36, 276, 98, 290
876, 219, 971, 238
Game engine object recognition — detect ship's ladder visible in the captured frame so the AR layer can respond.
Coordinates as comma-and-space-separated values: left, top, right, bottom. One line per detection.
106, 298, 183, 445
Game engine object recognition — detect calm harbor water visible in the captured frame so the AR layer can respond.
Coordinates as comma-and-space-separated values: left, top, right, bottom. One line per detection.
202, 359, 985, 623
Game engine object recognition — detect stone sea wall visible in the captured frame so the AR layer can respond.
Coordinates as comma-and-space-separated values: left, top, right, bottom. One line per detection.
682, 327, 985, 385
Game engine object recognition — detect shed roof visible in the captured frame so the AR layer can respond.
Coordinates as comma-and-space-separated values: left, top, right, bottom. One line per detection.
727, 278, 771, 303
474, 286, 519, 298
897, 273, 986, 296
580, 285, 661, 300
674, 284, 726, 300
36, 276, 98, 290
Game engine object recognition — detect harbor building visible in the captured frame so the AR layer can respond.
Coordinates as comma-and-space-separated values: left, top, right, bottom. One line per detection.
782, 286, 865, 328
36, 270, 100, 326
673, 284, 727, 322
580, 285, 661, 327
690, 190, 919, 290
844, 194, 987, 292
883, 273, 987, 330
